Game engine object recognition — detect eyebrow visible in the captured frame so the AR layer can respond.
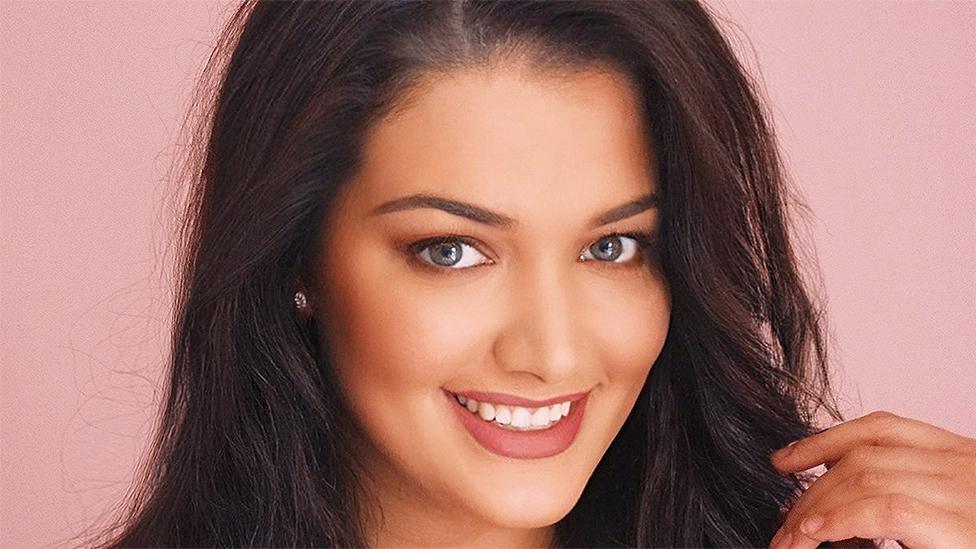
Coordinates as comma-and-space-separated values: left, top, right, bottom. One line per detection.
369, 191, 659, 229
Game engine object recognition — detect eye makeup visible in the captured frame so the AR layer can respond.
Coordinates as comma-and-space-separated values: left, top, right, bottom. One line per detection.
582, 230, 658, 270
404, 234, 495, 274
398, 227, 660, 275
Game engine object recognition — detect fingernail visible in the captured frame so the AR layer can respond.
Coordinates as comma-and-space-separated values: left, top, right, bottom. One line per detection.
775, 440, 798, 458
800, 514, 824, 536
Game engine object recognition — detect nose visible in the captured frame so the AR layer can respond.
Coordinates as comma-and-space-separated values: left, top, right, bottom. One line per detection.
492, 255, 582, 383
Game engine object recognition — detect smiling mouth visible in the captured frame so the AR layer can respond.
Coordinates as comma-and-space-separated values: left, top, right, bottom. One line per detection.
448, 392, 574, 431
443, 389, 589, 460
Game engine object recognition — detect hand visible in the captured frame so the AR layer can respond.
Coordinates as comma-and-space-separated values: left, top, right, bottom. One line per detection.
767, 410, 976, 549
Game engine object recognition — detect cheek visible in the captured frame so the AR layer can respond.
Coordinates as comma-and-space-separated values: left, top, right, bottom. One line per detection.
369, 290, 483, 385
582, 274, 670, 383
322, 264, 489, 397
578, 276, 670, 434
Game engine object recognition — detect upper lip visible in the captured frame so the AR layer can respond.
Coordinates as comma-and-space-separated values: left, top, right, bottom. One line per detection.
445, 388, 591, 408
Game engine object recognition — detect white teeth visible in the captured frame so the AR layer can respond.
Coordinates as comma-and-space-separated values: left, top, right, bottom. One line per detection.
510, 407, 531, 428
454, 394, 574, 431
549, 404, 561, 420
530, 407, 549, 427
477, 402, 495, 421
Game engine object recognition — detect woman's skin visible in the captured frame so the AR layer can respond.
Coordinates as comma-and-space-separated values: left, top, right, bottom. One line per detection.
769, 411, 976, 549
313, 61, 671, 548
306, 60, 976, 548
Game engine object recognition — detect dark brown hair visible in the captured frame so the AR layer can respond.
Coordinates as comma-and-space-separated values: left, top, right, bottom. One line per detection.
95, 1, 860, 546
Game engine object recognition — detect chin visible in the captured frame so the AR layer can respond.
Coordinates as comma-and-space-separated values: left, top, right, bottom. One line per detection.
472, 479, 583, 529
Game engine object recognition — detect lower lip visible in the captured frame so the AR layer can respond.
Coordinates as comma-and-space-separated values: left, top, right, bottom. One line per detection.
444, 389, 588, 459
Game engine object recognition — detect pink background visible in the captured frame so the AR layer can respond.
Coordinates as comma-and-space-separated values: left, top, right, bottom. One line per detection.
1, 1, 973, 547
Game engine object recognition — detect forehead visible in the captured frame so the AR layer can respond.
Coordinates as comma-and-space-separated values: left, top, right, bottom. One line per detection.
352, 64, 657, 224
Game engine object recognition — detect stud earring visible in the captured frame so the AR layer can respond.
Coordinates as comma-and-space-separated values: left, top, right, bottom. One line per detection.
293, 291, 308, 311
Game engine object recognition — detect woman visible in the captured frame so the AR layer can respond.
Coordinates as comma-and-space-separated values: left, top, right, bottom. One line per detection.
96, 1, 975, 547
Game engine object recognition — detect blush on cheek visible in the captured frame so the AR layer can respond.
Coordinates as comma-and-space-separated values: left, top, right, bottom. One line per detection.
588, 285, 669, 367
353, 288, 491, 391
608, 301, 666, 390
414, 309, 488, 373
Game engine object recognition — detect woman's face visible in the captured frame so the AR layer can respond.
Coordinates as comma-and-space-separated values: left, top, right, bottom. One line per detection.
314, 63, 671, 545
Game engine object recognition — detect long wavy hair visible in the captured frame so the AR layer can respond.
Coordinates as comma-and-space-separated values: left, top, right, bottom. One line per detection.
94, 1, 858, 547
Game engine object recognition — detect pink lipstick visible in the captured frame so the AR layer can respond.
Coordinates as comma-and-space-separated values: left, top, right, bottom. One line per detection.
443, 388, 589, 459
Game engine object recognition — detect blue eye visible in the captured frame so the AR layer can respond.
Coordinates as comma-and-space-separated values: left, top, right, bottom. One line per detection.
579, 234, 646, 264
406, 231, 655, 273
580, 235, 637, 263
411, 237, 492, 269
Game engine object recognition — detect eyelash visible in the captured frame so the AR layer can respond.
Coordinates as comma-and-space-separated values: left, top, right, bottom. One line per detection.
404, 231, 658, 274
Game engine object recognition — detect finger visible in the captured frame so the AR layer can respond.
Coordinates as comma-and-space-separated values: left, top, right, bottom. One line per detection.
772, 411, 973, 473
780, 467, 973, 536
782, 493, 976, 549
820, 444, 973, 478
